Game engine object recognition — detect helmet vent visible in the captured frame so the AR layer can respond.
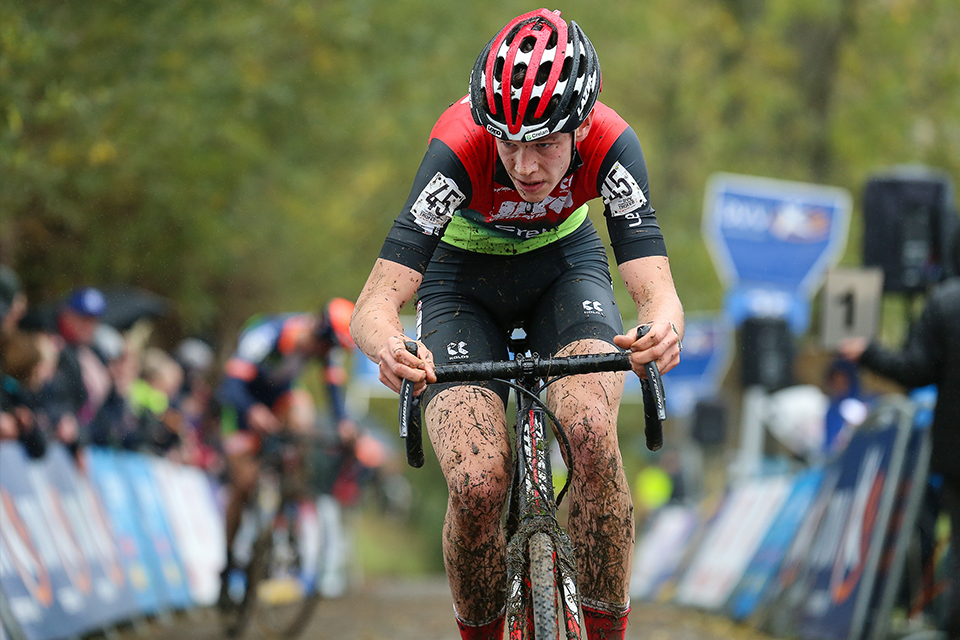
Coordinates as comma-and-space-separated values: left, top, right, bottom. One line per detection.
511, 64, 527, 89
535, 63, 552, 86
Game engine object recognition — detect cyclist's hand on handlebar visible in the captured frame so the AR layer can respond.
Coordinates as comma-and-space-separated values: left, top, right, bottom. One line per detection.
613, 320, 682, 378
247, 403, 282, 434
378, 335, 436, 396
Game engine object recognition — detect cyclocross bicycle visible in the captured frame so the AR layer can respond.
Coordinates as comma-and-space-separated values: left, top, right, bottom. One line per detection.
398, 326, 666, 639
220, 432, 337, 639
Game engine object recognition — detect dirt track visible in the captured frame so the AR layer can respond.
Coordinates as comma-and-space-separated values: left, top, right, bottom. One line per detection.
134, 575, 782, 640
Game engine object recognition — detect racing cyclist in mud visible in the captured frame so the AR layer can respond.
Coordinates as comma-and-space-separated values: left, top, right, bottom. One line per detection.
350, 10, 683, 640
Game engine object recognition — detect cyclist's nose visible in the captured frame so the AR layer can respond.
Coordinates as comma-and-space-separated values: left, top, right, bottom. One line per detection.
512, 147, 538, 176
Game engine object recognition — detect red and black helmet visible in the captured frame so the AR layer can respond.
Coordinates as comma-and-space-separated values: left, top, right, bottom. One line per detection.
469, 9, 601, 142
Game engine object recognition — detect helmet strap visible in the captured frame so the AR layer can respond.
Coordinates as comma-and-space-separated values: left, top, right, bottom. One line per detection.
565, 132, 584, 177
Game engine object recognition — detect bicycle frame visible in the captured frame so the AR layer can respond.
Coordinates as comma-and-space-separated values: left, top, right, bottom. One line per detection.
221, 434, 326, 640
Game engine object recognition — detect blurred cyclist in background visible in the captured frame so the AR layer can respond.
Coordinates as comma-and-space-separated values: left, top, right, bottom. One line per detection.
217, 297, 356, 603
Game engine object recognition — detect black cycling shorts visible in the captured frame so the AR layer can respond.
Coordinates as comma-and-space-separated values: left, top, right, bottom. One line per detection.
417, 218, 624, 407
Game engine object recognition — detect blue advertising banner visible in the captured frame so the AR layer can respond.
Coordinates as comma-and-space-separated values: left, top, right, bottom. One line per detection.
702, 173, 851, 332
630, 505, 701, 601
116, 452, 193, 611
861, 424, 931, 640
727, 467, 825, 621
792, 399, 913, 640
0, 443, 138, 640
85, 448, 163, 615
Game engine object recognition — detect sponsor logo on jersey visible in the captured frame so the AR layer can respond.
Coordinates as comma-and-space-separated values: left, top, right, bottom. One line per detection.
489, 177, 574, 223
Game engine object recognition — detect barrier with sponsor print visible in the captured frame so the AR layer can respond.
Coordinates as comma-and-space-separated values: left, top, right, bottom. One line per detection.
0, 392, 943, 640
0, 443, 224, 640
630, 393, 944, 640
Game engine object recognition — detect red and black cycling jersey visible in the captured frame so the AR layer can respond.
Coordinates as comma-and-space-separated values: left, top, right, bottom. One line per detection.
379, 96, 667, 273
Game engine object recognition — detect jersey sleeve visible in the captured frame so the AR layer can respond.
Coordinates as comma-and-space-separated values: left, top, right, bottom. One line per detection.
378, 138, 473, 273
217, 321, 280, 413
596, 126, 668, 264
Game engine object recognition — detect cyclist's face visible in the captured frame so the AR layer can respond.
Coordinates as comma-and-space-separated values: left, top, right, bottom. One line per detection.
494, 113, 593, 203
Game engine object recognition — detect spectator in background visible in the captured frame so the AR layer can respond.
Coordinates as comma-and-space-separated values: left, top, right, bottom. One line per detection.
1, 267, 56, 458
130, 346, 186, 458
840, 227, 960, 638
821, 357, 871, 456
87, 324, 142, 450
37, 286, 111, 458
173, 337, 220, 470
1, 265, 27, 337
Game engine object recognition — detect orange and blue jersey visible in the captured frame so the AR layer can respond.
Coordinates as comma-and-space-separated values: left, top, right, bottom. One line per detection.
218, 313, 347, 431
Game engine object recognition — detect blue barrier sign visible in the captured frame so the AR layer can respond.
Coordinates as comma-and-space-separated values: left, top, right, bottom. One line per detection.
0, 444, 139, 640
792, 398, 913, 640
727, 467, 825, 621
117, 452, 193, 611
86, 448, 163, 615
702, 173, 852, 331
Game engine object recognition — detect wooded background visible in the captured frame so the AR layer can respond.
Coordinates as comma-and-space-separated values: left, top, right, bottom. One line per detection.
2, 0, 958, 348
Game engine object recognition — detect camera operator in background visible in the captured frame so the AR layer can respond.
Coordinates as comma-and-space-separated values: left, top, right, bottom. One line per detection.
841, 228, 960, 638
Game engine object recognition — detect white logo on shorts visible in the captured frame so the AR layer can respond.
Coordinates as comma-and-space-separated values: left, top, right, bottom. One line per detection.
446, 341, 469, 359
582, 300, 604, 315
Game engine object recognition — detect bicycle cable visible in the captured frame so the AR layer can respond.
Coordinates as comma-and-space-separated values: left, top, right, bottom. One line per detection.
496, 376, 577, 507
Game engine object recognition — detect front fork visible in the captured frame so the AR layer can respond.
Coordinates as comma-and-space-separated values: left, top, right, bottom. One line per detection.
506, 397, 583, 639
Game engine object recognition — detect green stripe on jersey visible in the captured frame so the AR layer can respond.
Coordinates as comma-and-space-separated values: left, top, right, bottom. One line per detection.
441, 205, 589, 255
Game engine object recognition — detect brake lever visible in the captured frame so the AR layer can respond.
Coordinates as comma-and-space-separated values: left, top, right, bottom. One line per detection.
398, 341, 424, 468
635, 325, 666, 452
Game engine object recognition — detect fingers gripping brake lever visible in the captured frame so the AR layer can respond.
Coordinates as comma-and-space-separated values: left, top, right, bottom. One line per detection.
636, 325, 666, 452
398, 341, 425, 468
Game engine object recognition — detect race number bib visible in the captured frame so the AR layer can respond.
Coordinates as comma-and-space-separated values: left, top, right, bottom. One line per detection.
601, 162, 647, 217
410, 172, 465, 235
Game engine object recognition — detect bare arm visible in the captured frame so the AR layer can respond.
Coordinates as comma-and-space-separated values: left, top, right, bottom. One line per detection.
350, 258, 436, 395
612, 255, 684, 377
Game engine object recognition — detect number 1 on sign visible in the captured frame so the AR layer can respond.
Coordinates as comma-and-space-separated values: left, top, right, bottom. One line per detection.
821, 268, 884, 350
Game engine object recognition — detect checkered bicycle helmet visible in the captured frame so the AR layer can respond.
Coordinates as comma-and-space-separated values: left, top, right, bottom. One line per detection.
469, 9, 601, 142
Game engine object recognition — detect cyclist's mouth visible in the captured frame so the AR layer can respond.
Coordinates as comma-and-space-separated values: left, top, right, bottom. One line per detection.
515, 179, 545, 194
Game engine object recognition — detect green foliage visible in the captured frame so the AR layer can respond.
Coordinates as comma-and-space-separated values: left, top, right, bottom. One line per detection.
2, 0, 958, 335
3, 0, 958, 576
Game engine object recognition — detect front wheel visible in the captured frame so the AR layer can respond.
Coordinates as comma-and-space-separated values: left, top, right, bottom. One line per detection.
529, 532, 559, 640
252, 500, 327, 639
220, 532, 271, 638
